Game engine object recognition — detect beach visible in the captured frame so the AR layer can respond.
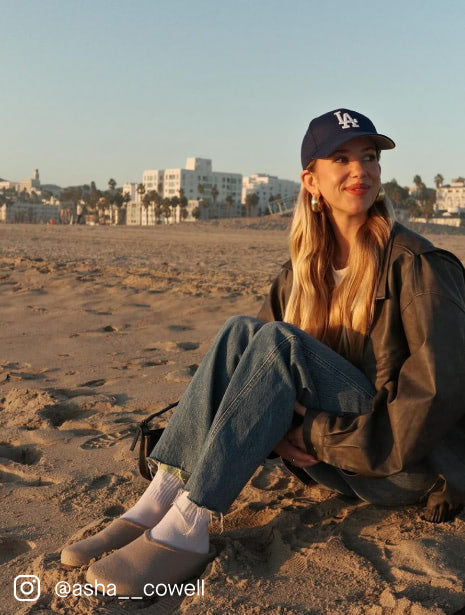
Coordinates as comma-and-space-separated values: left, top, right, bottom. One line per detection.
1, 220, 465, 615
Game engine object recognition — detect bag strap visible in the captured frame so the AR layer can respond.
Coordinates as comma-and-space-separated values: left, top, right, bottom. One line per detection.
130, 401, 179, 451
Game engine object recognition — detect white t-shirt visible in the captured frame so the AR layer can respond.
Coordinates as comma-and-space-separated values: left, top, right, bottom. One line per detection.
332, 266, 348, 286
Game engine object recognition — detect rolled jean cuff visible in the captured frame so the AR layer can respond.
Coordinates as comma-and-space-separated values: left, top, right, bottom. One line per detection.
147, 459, 190, 484
302, 408, 321, 458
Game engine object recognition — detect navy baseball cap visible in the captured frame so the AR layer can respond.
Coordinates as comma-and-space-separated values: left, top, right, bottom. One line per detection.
301, 108, 395, 169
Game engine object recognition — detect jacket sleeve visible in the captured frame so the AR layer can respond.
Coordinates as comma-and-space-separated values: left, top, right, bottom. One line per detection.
256, 264, 292, 322
303, 251, 465, 477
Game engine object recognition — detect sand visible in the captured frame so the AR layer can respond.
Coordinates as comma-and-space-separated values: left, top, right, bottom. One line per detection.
0, 220, 464, 615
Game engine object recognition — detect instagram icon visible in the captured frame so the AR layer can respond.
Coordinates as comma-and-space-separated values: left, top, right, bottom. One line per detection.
14, 575, 41, 602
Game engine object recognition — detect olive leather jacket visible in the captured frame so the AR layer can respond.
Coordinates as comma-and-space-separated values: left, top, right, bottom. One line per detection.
257, 222, 465, 478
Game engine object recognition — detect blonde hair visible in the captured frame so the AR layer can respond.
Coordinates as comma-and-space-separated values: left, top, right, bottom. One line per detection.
283, 184, 395, 363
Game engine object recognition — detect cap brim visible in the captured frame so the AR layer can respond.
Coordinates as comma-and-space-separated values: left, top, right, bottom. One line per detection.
316, 132, 395, 159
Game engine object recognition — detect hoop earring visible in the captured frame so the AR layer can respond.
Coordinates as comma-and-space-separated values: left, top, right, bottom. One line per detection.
311, 194, 322, 213
375, 185, 386, 202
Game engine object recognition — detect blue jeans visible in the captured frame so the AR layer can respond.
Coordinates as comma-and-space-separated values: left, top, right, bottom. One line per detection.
150, 316, 436, 513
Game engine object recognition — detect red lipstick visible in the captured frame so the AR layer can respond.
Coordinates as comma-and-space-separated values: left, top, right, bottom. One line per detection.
345, 183, 369, 195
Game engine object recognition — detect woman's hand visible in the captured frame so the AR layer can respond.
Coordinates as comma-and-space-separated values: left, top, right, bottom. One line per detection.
273, 401, 319, 468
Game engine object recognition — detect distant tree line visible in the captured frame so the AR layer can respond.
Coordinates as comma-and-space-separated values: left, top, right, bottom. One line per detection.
1, 174, 454, 224
0, 186, 45, 206
383, 175, 440, 220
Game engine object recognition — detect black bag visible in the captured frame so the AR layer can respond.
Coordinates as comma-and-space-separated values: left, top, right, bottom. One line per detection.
130, 401, 178, 480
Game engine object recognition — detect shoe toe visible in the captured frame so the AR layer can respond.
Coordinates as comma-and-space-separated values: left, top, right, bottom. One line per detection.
61, 518, 147, 568
86, 531, 215, 597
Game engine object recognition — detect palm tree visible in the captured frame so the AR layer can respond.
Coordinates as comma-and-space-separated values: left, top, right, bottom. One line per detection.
434, 174, 444, 189
162, 197, 172, 223
155, 203, 163, 224
244, 192, 259, 217
225, 195, 233, 218
383, 179, 409, 212
199, 198, 210, 220
413, 175, 423, 191
178, 189, 188, 223
142, 192, 151, 225
89, 181, 99, 208
136, 183, 146, 225
108, 178, 117, 192
211, 184, 219, 216
115, 192, 130, 225
170, 196, 180, 223
413, 175, 435, 220
406, 197, 421, 218
97, 196, 110, 224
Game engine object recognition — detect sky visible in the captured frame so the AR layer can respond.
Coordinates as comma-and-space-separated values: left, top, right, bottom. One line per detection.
1, 0, 464, 190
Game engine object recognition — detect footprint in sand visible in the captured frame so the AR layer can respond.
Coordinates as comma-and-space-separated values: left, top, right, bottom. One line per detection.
101, 324, 118, 332
156, 341, 199, 352
88, 475, 113, 490
50, 387, 95, 398
0, 537, 35, 565
9, 370, 46, 382
39, 402, 90, 428
26, 305, 47, 313
0, 361, 50, 383
103, 504, 126, 516
0, 388, 77, 430
165, 364, 199, 382
0, 462, 54, 486
177, 341, 199, 350
251, 464, 293, 491
0, 443, 41, 465
84, 308, 113, 315
78, 378, 106, 388
141, 359, 169, 367
1, 361, 21, 370
168, 324, 194, 331
80, 428, 134, 450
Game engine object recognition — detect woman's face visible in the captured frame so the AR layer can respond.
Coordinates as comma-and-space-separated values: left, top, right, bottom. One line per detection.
301, 136, 381, 225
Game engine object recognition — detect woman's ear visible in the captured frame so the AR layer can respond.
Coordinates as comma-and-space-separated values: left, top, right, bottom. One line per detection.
301, 169, 319, 197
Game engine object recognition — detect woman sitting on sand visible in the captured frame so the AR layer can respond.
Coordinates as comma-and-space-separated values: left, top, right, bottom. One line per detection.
61, 108, 465, 596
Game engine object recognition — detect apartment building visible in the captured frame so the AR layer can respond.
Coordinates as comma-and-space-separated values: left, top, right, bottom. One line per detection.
242, 173, 300, 216
0, 200, 59, 223
122, 183, 138, 202
436, 178, 465, 214
142, 157, 242, 207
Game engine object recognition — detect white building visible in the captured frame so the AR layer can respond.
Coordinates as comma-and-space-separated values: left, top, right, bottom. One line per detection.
436, 179, 465, 214
142, 157, 242, 214
0, 169, 41, 194
242, 173, 300, 216
122, 183, 138, 202
0, 200, 59, 223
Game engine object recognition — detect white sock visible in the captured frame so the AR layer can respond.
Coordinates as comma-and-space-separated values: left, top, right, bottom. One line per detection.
149, 491, 210, 554
121, 470, 183, 528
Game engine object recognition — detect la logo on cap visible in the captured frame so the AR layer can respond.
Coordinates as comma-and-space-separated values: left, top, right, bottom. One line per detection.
334, 111, 359, 130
